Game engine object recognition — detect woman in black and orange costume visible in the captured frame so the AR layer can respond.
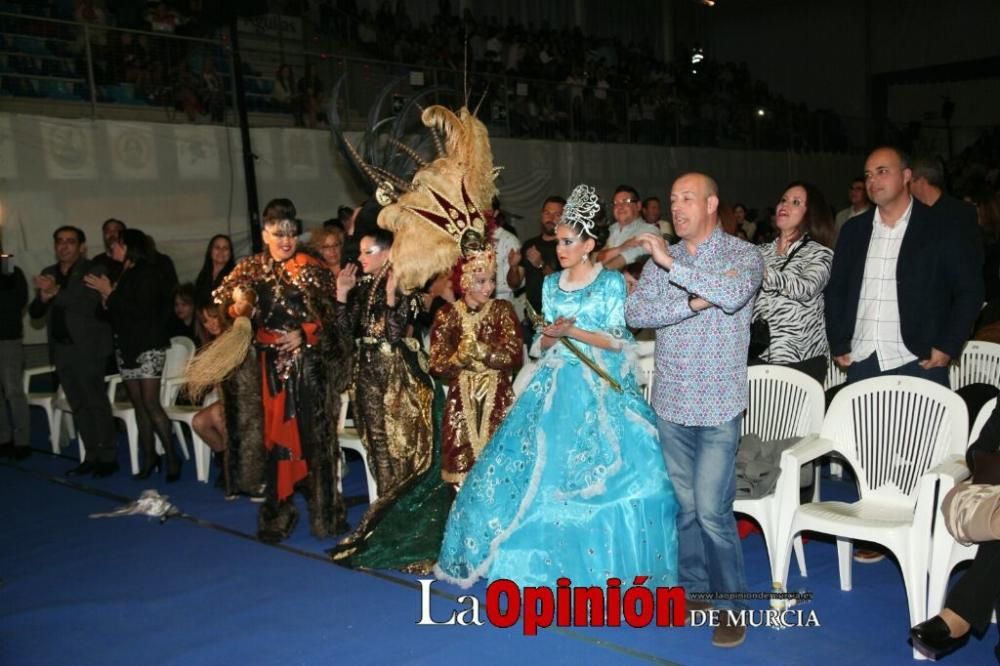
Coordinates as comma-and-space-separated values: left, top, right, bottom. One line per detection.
212, 198, 349, 542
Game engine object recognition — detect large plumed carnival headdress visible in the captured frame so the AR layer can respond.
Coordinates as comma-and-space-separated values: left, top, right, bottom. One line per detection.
560, 184, 602, 238
329, 75, 500, 294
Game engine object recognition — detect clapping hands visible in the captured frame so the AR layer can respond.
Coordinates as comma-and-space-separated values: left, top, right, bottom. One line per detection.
83, 273, 113, 299
33, 274, 59, 302
542, 315, 576, 339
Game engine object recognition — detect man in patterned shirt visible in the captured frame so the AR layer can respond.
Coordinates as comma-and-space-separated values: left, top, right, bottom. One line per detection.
626, 172, 764, 648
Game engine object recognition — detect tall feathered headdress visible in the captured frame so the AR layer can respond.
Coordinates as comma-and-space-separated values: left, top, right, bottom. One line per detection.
329, 78, 500, 293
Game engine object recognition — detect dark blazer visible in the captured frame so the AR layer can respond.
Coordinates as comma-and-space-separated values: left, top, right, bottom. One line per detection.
825, 197, 984, 361
28, 258, 112, 359
106, 260, 171, 367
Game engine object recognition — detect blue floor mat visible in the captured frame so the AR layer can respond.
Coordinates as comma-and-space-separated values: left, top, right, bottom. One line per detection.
2, 410, 998, 665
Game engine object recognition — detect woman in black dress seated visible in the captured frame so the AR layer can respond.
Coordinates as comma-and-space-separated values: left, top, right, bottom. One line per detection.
85, 228, 180, 481
910, 400, 1000, 660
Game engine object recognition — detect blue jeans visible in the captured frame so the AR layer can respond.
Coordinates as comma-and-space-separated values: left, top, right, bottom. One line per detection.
846, 353, 949, 388
657, 415, 748, 611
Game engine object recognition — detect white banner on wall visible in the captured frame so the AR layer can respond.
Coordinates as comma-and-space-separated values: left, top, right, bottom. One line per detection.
3, 111, 862, 343
108, 123, 157, 180
41, 119, 97, 180
174, 125, 220, 180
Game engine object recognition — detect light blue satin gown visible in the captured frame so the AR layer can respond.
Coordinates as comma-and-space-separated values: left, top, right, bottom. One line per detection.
435, 266, 678, 589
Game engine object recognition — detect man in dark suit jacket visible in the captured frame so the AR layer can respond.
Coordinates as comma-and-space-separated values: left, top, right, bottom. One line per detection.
28, 226, 117, 477
825, 146, 984, 388
910, 155, 982, 262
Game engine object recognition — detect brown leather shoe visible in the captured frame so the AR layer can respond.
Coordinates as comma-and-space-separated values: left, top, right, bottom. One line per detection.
712, 611, 747, 648
853, 547, 885, 563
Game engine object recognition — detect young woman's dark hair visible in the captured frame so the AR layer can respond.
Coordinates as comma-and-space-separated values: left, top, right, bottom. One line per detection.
262, 198, 297, 225
120, 228, 153, 264
362, 227, 394, 249
783, 181, 836, 249
194, 234, 235, 299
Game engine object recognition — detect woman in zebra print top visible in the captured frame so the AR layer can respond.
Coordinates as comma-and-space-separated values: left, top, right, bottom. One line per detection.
751, 181, 835, 384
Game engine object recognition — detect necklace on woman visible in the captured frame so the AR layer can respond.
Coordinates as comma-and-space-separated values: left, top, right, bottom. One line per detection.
777, 233, 801, 256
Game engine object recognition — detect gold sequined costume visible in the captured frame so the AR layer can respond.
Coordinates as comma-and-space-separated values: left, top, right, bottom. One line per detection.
430, 299, 521, 484
333, 264, 434, 498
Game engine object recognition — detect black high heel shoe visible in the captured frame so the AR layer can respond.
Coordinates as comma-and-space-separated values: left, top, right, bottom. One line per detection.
132, 456, 162, 480
166, 459, 182, 483
910, 615, 970, 659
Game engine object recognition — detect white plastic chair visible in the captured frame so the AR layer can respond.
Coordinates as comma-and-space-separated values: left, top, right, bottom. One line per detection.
165, 389, 220, 483
636, 339, 655, 357
925, 397, 995, 619
771, 376, 968, 658
24, 365, 60, 453
949, 340, 1000, 391
637, 355, 655, 402
735, 365, 824, 579
822, 356, 849, 480
823, 355, 847, 392
161, 336, 197, 404
338, 390, 378, 505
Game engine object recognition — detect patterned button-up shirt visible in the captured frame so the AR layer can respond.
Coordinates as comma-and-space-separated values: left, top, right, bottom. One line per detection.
626, 227, 764, 426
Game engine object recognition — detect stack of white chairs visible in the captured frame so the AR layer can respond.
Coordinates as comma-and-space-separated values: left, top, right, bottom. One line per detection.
926, 397, 996, 620
23, 365, 60, 453
770, 376, 968, 659
338, 391, 379, 505
949, 340, 1000, 391
734, 365, 824, 579
109, 336, 196, 474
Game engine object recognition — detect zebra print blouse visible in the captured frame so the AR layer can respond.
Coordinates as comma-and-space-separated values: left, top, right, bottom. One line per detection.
752, 237, 834, 364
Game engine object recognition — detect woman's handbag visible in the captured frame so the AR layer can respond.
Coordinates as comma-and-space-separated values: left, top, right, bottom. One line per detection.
748, 237, 810, 359
748, 319, 771, 359
941, 480, 1000, 545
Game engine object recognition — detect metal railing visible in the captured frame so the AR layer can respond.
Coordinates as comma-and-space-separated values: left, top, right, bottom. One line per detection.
0, 11, 865, 152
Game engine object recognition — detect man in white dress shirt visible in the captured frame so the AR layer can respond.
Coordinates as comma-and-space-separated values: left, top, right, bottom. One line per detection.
597, 185, 652, 271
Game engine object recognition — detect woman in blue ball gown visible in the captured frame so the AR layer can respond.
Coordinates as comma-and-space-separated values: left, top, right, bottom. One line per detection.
435, 184, 678, 589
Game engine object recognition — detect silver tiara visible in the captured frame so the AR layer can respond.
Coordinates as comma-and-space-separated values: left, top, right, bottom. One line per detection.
560, 184, 601, 238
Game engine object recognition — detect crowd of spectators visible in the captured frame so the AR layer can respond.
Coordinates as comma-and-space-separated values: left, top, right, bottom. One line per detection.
3, 0, 848, 147
323, 1, 849, 150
